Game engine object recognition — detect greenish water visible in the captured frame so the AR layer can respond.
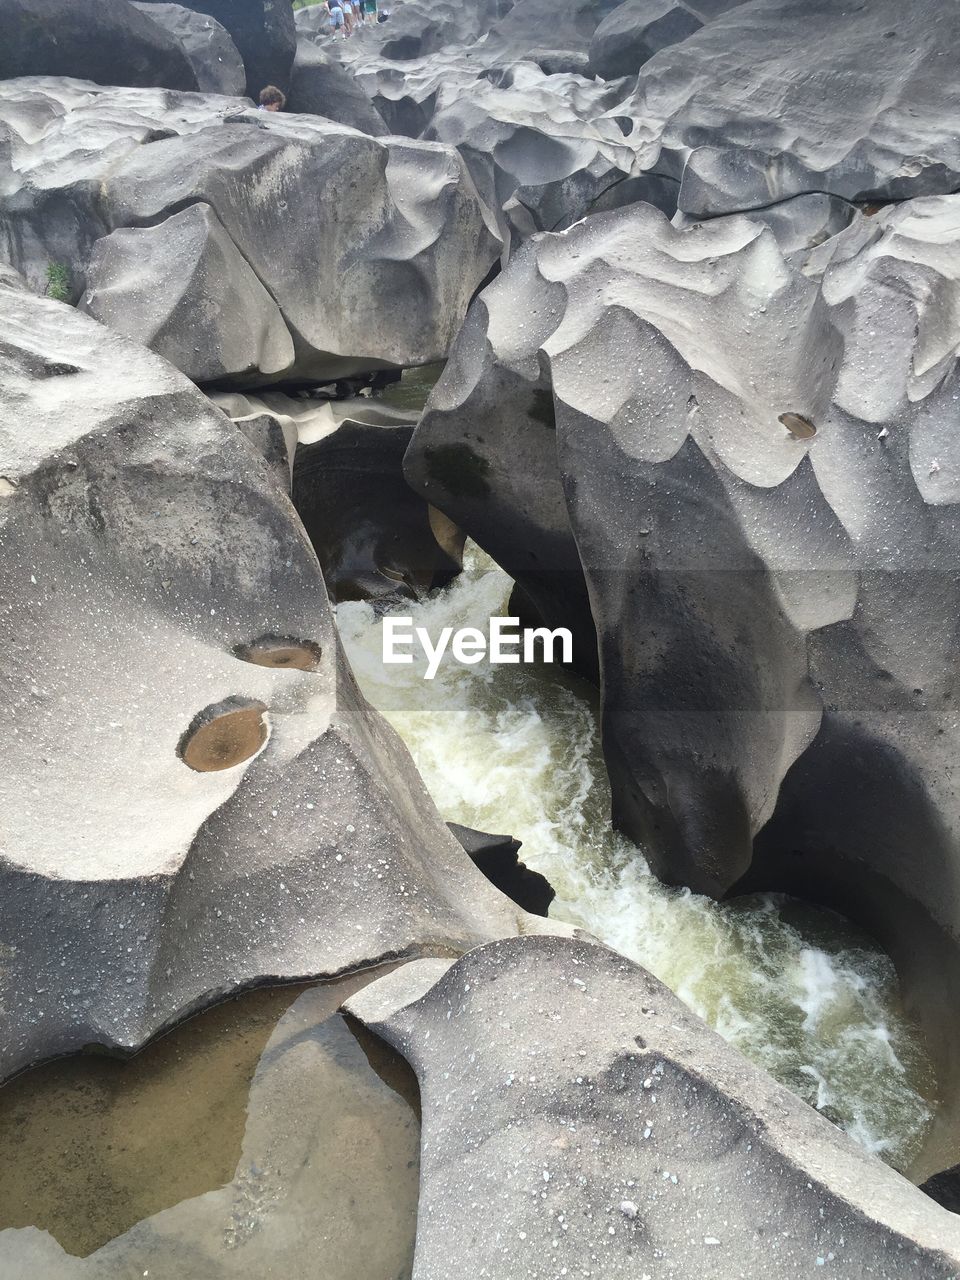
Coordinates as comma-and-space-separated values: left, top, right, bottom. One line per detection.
375, 362, 446, 412
0, 978, 419, 1274
338, 548, 938, 1173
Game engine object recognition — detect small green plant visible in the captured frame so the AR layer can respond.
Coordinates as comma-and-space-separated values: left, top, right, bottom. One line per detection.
45, 262, 71, 303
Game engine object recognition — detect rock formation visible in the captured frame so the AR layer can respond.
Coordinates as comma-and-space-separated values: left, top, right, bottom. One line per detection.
287, 39, 389, 133
447, 822, 555, 916
346, 935, 960, 1278
423, 62, 648, 247
0, 282, 530, 1081
0, 78, 501, 384
589, 0, 706, 79
135, 0, 298, 96
131, 1, 245, 95
0, 979, 421, 1277
4, 0, 960, 1266
616, 0, 960, 215
211, 390, 465, 602
0, 0, 200, 90
404, 196, 960, 1170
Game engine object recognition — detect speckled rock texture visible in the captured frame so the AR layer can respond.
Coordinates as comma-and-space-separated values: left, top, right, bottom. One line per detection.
0, 0, 200, 90
0, 78, 501, 384
211, 390, 464, 602
131, 1, 246, 96
0, 284, 529, 1081
616, 0, 960, 215
135, 0, 298, 97
346, 935, 960, 1279
403, 196, 960, 1162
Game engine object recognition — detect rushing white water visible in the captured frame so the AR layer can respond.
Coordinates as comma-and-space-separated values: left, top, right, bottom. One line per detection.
338, 547, 936, 1173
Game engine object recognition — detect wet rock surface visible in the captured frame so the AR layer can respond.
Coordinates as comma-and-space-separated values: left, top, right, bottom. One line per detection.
0, 284, 528, 1080
0, 77, 501, 384
0, 975, 420, 1276
346, 935, 960, 1279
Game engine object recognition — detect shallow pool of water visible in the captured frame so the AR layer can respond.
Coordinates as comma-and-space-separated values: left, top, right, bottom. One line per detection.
337, 548, 937, 1173
0, 976, 420, 1276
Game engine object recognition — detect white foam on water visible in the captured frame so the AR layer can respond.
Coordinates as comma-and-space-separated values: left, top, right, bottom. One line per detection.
337, 548, 936, 1172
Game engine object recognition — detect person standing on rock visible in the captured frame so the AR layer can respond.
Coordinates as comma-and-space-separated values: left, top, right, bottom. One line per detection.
325, 2, 347, 38
342, 0, 357, 34
363, 0, 378, 24
259, 86, 286, 112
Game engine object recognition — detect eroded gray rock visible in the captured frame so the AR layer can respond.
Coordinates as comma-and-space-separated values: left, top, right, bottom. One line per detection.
0, 284, 527, 1081
287, 39, 388, 134
132, 1, 246, 95
135, 0, 298, 96
423, 62, 649, 248
404, 196, 960, 1172
211, 390, 464, 602
0, 78, 502, 384
81, 203, 295, 384
589, 0, 705, 80
621, 0, 960, 214
0, 0, 200, 90
346, 935, 960, 1279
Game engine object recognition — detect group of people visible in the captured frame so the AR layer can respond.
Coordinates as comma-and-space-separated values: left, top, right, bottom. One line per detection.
322, 0, 383, 37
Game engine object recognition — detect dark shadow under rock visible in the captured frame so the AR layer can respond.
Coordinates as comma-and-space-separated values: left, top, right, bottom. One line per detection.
448, 822, 555, 917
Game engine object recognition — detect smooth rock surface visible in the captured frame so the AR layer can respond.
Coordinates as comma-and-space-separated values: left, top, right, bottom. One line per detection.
132, 1, 246, 95
287, 39, 388, 134
0, 284, 528, 1080
620, 0, 960, 214
404, 196, 960, 1172
135, 0, 298, 96
81, 203, 295, 384
589, 0, 704, 80
346, 935, 960, 1279
423, 62, 648, 246
0, 0, 200, 91
0, 78, 502, 384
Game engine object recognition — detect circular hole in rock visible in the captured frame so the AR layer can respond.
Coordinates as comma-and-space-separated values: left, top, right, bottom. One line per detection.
779, 411, 818, 439
234, 635, 322, 671
178, 697, 268, 772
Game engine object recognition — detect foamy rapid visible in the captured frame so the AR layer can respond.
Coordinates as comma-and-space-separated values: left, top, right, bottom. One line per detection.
337, 547, 936, 1172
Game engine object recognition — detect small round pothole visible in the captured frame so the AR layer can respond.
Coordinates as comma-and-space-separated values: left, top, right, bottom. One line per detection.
234, 636, 322, 671
178, 698, 268, 772
779, 411, 817, 439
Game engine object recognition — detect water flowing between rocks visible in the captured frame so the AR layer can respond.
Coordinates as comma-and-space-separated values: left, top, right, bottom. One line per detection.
338, 546, 938, 1174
